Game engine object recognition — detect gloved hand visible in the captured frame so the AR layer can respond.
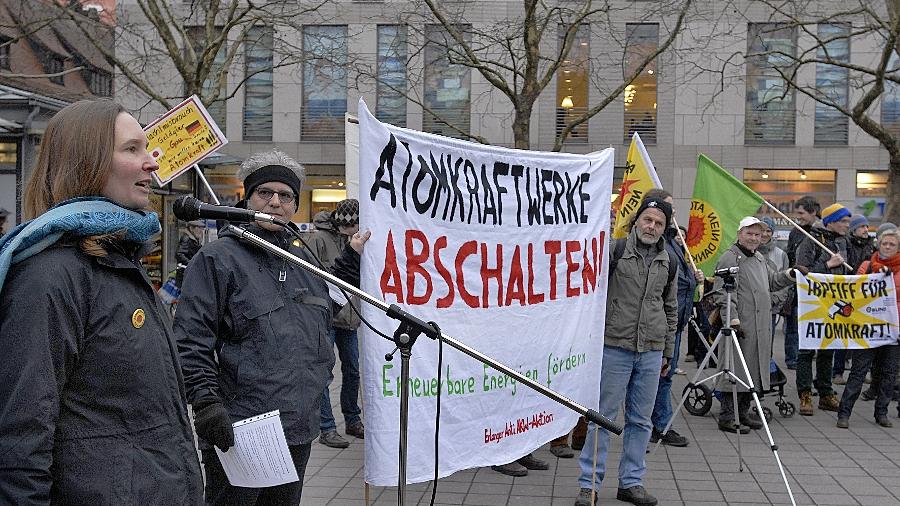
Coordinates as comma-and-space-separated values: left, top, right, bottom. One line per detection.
792, 265, 810, 277
193, 399, 235, 451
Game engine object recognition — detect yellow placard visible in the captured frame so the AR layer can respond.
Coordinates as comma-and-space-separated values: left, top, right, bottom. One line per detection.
145, 95, 228, 186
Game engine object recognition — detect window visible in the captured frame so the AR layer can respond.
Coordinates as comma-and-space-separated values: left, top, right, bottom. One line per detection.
882, 51, 900, 138
856, 171, 887, 226
243, 27, 274, 141
623, 24, 658, 144
743, 169, 836, 228
745, 23, 797, 144
556, 24, 589, 143
82, 66, 112, 96
814, 24, 849, 145
376, 25, 407, 127
302, 25, 348, 141
423, 24, 471, 138
186, 27, 228, 134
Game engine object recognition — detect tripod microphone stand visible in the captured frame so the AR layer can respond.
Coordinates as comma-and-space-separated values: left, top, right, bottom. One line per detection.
654, 267, 796, 506
222, 224, 623, 505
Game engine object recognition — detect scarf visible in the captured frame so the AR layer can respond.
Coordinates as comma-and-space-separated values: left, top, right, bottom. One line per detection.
0, 197, 160, 292
867, 250, 900, 275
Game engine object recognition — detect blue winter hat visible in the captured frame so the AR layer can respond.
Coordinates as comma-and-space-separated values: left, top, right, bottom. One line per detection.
759, 216, 776, 231
822, 203, 851, 226
849, 214, 868, 232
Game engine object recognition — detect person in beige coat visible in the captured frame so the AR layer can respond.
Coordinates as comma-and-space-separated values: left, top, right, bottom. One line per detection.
713, 217, 795, 433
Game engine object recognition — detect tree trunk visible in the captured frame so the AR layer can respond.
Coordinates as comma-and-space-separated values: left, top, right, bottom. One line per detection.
512, 106, 532, 150
885, 155, 900, 225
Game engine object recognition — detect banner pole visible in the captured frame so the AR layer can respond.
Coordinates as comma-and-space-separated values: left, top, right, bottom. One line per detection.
762, 201, 853, 271
193, 164, 220, 205
671, 216, 699, 273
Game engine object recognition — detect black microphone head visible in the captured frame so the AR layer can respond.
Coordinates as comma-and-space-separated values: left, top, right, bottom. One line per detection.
173, 195, 201, 221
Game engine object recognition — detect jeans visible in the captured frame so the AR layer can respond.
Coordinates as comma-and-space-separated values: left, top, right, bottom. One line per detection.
797, 349, 834, 396
838, 346, 900, 419
784, 303, 799, 367
833, 349, 847, 377
202, 442, 312, 505
578, 346, 662, 490
320, 328, 362, 432
651, 330, 681, 431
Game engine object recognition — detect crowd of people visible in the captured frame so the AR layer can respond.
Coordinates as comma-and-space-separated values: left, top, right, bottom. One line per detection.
0, 99, 898, 506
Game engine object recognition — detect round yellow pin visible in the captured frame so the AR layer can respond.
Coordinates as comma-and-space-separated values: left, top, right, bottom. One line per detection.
132, 308, 145, 329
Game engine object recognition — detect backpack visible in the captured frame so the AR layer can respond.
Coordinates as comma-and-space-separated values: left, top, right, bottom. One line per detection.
608, 238, 678, 298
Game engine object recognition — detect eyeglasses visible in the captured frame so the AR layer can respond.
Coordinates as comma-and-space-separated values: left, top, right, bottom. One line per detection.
255, 188, 296, 204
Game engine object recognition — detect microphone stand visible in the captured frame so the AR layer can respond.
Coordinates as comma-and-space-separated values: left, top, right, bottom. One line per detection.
221, 223, 624, 505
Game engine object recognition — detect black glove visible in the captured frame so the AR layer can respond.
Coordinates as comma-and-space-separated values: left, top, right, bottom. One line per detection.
193, 399, 234, 451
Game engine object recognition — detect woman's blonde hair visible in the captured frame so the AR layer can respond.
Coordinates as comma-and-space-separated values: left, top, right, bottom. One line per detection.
23, 100, 128, 256
23, 100, 126, 219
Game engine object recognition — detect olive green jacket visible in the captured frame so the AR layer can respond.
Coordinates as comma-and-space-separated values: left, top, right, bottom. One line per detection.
603, 227, 678, 359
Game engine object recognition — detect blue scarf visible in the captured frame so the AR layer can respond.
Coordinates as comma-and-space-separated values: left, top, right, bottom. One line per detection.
0, 197, 160, 292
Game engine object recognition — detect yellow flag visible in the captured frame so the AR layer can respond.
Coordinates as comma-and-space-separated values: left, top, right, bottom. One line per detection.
611, 132, 662, 239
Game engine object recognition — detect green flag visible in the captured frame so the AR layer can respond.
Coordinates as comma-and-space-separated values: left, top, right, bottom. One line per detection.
685, 154, 765, 275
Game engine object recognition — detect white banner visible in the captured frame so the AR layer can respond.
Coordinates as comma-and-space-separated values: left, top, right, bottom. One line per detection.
797, 271, 899, 350
358, 99, 613, 485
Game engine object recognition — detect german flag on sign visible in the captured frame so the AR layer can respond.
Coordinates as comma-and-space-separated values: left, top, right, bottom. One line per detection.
185, 120, 202, 135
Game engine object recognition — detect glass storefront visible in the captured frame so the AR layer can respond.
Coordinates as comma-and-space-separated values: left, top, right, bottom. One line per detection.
743, 168, 836, 235
856, 171, 887, 226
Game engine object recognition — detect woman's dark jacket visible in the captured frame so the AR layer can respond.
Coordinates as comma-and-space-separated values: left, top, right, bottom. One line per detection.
0, 238, 203, 505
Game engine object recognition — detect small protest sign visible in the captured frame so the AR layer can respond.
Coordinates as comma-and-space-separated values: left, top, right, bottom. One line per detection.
145, 95, 228, 186
797, 271, 899, 350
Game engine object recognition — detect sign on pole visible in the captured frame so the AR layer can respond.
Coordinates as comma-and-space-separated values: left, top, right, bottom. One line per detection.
145, 95, 228, 186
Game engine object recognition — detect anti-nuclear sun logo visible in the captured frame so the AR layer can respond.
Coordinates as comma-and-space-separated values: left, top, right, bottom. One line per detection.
686, 199, 722, 264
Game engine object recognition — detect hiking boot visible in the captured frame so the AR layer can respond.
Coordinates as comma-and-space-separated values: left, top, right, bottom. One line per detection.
616, 485, 658, 506
574, 488, 594, 506
650, 427, 689, 447
833, 375, 847, 385
836, 417, 849, 429
517, 453, 549, 470
571, 418, 587, 450
550, 444, 575, 458
491, 461, 527, 477
345, 421, 365, 439
861, 388, 877, 401
799, 391, 814, 416
717, 420, 750, 434
819, 393, 840, 412
318, 430, 350, 449
740, 412, 764, 430
876, 416, 893, 428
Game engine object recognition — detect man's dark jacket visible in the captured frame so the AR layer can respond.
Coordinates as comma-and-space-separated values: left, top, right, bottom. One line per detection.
175, 224, 360, 445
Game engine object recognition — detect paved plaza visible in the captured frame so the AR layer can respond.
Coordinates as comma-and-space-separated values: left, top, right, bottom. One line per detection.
302, 345, 900, 505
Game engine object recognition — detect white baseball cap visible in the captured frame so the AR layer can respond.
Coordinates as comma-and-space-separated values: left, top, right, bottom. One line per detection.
738, 216, 763, 230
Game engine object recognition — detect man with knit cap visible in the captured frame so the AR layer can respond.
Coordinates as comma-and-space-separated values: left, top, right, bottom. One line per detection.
575, 196, 678, 506
175, 149, 370, 505
794, 203, 851, 416
306, 199, 366, 449
833, 214, 875, 383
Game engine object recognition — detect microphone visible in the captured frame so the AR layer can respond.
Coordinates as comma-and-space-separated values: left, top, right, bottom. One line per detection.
713, 266, 739, 277
172, 196, 285, 225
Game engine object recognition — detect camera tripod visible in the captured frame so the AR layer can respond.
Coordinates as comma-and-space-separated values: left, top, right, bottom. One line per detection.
653, 268, 796, 506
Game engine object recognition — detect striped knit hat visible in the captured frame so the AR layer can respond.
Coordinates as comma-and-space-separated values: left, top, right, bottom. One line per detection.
821, 203, 851, 226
